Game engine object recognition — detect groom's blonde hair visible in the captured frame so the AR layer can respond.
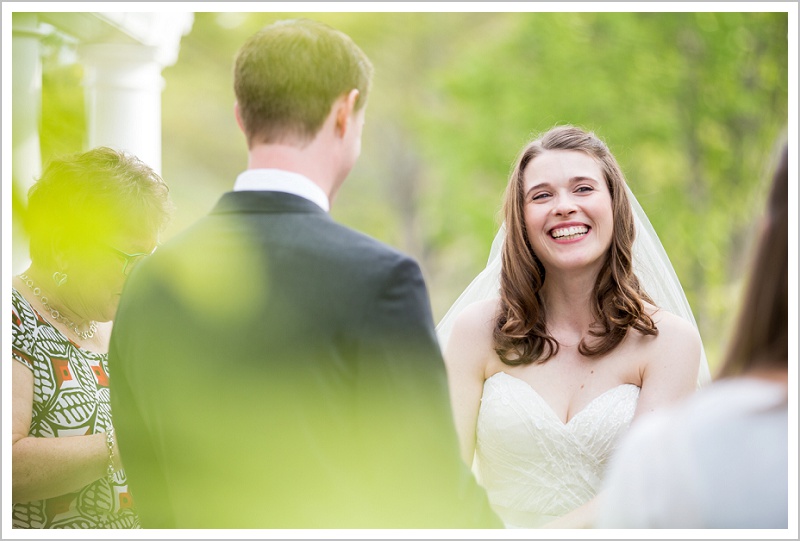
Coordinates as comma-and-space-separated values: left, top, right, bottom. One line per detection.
495, 125, 657, 365
234, 18, 373, 147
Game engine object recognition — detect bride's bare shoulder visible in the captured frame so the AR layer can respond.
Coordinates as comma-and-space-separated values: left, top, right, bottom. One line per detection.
444, 298, 501, 371
445, 298, 500, 355
646, 303, 701, 342
641, 303, 703, 372
452, 297, 501, 334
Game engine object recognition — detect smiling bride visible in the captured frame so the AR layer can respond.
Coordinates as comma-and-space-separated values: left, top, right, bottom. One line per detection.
438, 125, 708, 529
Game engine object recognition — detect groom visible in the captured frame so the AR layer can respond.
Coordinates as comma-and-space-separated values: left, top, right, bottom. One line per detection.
108, 18, 500, 529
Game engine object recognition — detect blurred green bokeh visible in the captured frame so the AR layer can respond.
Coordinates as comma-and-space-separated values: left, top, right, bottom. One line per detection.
32, 11, 789, 375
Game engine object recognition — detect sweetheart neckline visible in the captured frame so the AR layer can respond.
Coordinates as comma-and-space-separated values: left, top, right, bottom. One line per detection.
485, 371, 640, 426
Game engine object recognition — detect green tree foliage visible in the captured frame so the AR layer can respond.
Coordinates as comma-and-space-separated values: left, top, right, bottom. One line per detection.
33, 11, 788, 373
402, 12, 788, 370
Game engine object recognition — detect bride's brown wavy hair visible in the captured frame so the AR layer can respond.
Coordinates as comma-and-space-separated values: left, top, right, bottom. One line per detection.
494, 125, 657, 365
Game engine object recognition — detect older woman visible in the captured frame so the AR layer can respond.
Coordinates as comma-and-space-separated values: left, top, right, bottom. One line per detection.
439, 125, 705, 528
11, 147, 172, 528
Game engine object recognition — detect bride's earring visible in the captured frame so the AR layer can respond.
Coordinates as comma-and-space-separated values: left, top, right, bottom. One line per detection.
52, 271, 68, 287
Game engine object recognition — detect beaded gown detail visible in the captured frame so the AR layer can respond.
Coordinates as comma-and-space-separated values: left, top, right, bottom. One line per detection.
474, 371, 640, 528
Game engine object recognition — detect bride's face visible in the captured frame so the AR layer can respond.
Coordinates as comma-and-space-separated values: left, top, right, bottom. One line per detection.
522, 149, 613, 275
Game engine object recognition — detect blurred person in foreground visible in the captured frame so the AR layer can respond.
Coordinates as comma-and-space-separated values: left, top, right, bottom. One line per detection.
11, 147, 172, 528
597, 140, 789, 528
108, 18, 500, 529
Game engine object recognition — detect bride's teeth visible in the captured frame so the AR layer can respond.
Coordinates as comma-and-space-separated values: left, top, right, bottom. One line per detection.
551, 226, 589, 239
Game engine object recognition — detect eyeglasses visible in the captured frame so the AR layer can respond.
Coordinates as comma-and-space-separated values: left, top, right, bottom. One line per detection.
108, 245, 158, 276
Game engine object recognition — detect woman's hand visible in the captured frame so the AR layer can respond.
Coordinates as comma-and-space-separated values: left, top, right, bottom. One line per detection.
12, 361, 113, 503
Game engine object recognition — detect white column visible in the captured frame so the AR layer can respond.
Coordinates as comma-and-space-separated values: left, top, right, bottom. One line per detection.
12, 13, 43, 190
11, 13, 43, 273
78, 43, 166, 173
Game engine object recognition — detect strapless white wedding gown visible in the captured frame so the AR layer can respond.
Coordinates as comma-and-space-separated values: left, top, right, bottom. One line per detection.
474, 371, 640, 528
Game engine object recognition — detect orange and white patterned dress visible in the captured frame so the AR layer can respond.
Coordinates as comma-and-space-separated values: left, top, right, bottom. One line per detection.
11, 288, 140, 529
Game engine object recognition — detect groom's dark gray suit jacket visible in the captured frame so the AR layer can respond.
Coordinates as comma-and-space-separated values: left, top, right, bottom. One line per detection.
109, 190, 501, 529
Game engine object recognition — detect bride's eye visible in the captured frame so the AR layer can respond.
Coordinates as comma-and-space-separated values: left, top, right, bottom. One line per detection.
531, 192, 551, 201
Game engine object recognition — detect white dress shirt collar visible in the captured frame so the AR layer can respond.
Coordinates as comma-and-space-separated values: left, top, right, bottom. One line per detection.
233, 169, 330, 212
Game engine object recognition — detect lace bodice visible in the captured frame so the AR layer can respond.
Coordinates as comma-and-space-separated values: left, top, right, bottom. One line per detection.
475, 371, 640, 528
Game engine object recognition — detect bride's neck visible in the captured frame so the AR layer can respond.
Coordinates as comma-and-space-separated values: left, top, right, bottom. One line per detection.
541, 269, 596, 305
540, 276, 597, 338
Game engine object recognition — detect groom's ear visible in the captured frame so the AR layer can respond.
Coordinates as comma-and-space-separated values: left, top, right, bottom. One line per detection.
234, 102, 246, 134
334, 89, 360, 138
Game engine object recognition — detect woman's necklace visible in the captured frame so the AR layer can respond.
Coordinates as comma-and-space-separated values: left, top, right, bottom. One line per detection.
18, 273, 97, 340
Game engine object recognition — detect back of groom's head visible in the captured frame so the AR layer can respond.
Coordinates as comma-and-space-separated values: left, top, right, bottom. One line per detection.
234, 18, 374, 148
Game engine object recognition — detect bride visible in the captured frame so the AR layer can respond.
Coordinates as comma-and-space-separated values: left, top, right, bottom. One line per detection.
437, 125, 710, 529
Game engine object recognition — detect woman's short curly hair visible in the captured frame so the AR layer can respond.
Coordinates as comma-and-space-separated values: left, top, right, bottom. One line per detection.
25, 146, 173, 267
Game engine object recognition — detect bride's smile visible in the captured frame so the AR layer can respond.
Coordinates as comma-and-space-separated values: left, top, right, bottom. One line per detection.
549, 223, 590, 240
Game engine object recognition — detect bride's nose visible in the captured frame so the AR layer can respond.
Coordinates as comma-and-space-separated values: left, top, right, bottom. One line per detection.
553, 193, 578, 216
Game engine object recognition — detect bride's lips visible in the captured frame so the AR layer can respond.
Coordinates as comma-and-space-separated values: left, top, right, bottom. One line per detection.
549, 222, 590, 242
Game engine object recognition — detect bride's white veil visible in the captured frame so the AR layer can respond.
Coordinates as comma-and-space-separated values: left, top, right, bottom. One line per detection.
435, 184, 712, 389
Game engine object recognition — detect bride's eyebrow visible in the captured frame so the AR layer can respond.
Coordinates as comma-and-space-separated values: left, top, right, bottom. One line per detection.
570, 175, 601, 184
525, 182, 551, 200
525, 176, 600, 197
526, 182, 550, 193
